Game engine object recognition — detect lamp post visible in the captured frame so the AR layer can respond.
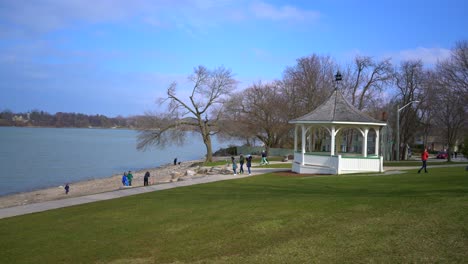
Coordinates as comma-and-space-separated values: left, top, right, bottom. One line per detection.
335, 71, 342, 85
396, 100, 420, 161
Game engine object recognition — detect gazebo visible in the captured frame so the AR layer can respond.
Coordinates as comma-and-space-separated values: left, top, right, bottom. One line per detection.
289, 89, 387, 175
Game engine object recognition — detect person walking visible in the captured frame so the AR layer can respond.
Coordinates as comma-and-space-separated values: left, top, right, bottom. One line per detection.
231, 156, 238, 175
418, 147, 429, 173
144, 171, 150, 186
122, 172, 128, 186
246, 154, 253, 175
239, 154, 245, 174
64, 183, 70, 194
260, 150, 269, 165
127, 171, 133, 186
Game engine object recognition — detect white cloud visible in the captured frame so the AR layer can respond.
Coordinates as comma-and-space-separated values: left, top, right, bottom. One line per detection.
0, 0, 161, 34
250, 1, 320, 22
0, 0, 320, 37
387, 47, 451, 65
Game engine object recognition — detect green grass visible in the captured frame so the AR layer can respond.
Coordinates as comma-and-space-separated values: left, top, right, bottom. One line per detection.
257, 162, 292, 168
1, 167, 468, 263
383, 160, 468, 167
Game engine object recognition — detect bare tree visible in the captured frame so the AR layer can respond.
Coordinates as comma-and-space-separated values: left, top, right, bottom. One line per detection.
394, 60, 426, 160
225, 82, 291, 153
433, 41, 468, 160
281, 54, 336, 117
431, 84, 465, 161
418, 71, 439, 148
339, 56, 393, 151
438, 40, 468, 95
219, 92, 257, 146
137, 65, 237, 162
342, 56, 393, 110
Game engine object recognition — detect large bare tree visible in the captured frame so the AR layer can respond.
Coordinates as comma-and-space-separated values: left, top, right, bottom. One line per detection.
394, 60, 426, 160
224, 82, 291, 153
281, 54, 336, 118
339, 56, 393, 151
432, 41, 468, 160
438, 40, 468, 95
431, 82, 465, 161
342, 56, 393, 110
137, 65, 237, 162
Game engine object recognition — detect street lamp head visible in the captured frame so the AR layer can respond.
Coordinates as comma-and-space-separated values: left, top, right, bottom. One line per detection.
398, 100, 421, 112
335, 71, 342, 82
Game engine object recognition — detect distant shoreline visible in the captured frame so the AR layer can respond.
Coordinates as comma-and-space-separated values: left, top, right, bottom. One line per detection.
0, 125, 137, 130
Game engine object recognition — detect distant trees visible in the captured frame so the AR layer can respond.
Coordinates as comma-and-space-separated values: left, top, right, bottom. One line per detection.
0, 109, 146, 128
137, 65, 237, 162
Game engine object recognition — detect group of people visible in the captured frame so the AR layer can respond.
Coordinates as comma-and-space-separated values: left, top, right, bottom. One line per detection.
121, 171, 133, 186
121, 170, 152, 186
231, 153, 253, 175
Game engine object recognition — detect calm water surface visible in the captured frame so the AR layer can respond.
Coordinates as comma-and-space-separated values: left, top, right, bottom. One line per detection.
0, 127, 233, 196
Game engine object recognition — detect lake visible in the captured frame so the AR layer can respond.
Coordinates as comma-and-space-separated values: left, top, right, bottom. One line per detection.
0, 127, 234, 196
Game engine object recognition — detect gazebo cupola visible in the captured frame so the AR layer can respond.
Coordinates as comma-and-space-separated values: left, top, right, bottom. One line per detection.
289, 86, 387, 175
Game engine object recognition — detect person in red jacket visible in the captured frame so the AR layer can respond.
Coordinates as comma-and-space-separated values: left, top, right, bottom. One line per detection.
418, 147, 429, 173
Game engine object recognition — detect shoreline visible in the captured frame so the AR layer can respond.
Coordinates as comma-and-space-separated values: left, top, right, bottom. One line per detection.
0, 160, 208, 209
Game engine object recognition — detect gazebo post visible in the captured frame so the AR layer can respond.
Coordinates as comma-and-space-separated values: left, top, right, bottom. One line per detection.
375, 129, 380, 156
294, 125, 298, 152
301, 125, 306, 165
330, 126, 336, 156
362, 128, 369, 157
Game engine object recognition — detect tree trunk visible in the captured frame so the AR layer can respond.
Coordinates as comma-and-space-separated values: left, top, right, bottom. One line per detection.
203, 133, 213, 162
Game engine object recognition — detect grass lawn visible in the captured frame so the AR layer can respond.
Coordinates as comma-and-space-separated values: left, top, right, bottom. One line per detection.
383, 160, 468, 167
1, 167, 468, 263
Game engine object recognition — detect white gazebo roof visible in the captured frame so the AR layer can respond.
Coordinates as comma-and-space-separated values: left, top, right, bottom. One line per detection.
289, 89, 386, 127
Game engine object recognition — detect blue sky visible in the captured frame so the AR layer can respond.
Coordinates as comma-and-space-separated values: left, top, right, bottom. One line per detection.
1, 0, 467, 117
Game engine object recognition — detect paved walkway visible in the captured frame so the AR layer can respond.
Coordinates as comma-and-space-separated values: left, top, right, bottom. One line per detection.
0, 167, 287, 219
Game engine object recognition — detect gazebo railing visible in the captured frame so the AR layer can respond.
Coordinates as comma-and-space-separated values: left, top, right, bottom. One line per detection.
293, 151, 383, 174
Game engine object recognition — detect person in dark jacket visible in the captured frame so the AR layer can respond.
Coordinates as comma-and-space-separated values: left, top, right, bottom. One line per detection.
144, 171, 150, 186
64, 183, 70, 194
260, 150, 269, 165
122, 172, 128, 186
239, 154, 245, 174
246, 154, 253, 175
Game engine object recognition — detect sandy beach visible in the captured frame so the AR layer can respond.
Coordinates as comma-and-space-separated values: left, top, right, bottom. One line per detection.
0, 160, 225, 209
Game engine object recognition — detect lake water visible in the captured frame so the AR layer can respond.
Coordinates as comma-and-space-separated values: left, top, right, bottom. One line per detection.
0, 127, 234, 196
